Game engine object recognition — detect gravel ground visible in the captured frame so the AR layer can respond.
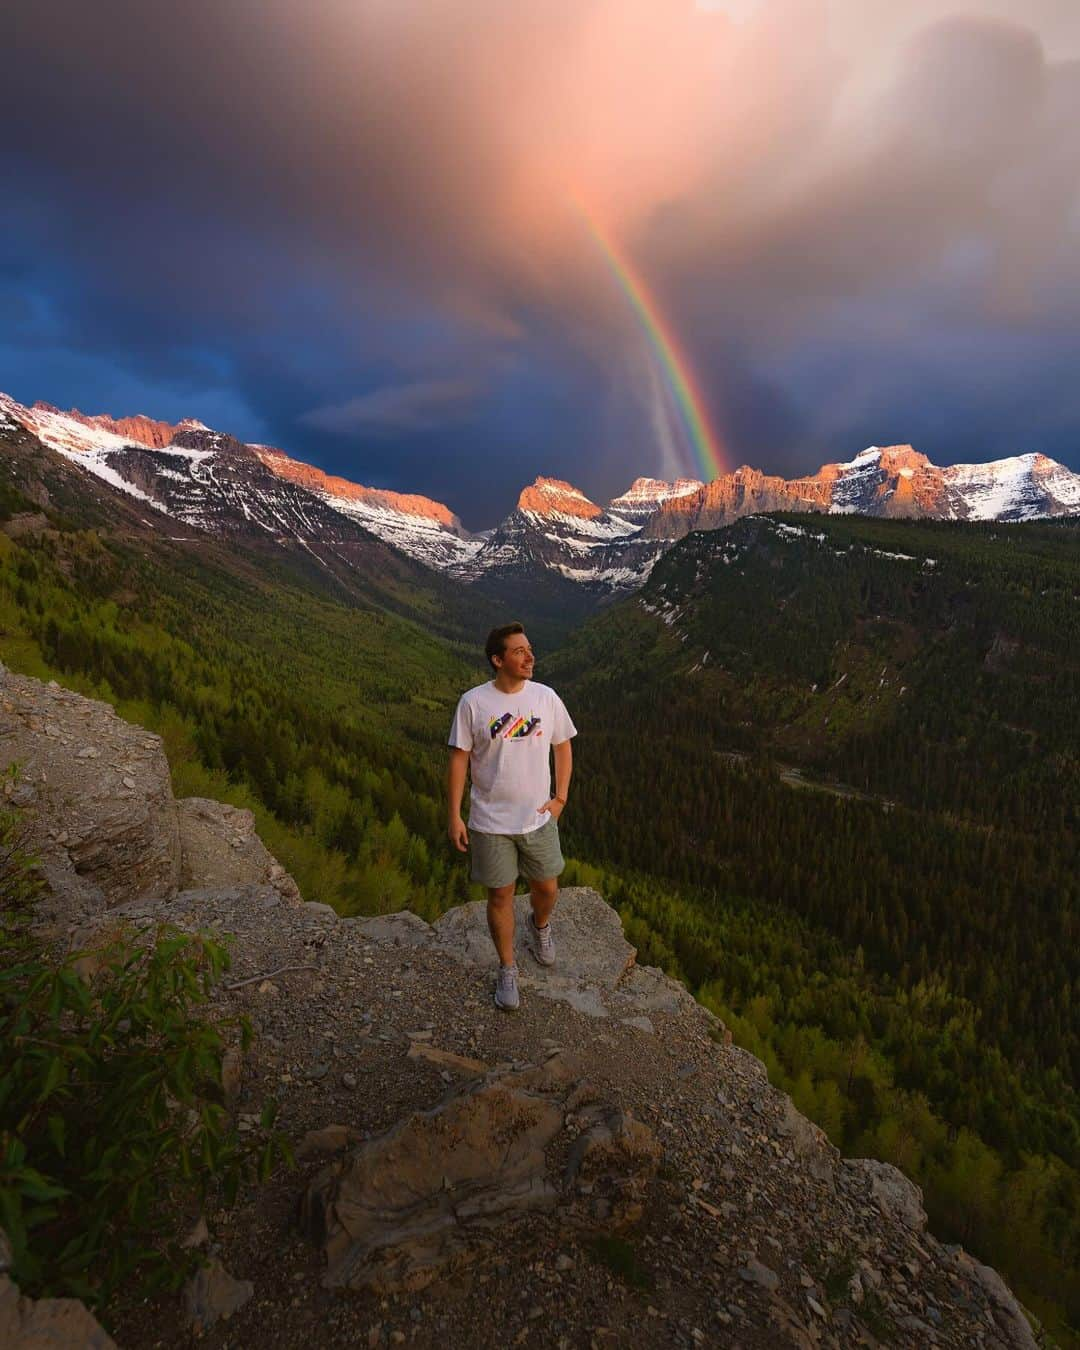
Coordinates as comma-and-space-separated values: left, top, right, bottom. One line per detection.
96, 888, 1036, 1350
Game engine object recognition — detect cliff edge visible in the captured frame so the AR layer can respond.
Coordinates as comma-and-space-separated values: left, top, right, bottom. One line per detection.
0, 665, 1041, 1349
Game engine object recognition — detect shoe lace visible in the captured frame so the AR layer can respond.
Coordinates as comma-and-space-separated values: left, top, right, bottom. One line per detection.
498, 965, 518, 992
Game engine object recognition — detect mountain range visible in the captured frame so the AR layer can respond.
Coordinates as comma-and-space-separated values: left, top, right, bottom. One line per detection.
2, 391, 1078, 599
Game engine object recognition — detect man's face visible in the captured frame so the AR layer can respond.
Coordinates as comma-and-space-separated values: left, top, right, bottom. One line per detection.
495, 631, 534, 681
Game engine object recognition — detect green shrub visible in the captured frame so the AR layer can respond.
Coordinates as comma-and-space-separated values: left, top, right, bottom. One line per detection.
0, 789, 289, 1309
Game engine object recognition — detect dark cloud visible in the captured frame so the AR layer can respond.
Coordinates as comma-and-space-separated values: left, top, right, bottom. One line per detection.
299, 380, 481, 436
3, 1, 1080, 526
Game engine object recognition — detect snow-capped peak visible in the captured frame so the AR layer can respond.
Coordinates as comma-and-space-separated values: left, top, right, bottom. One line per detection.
4, 388, 1079, 595
516, 477, 603, 520
943, 453, 1080, 520
608, 476, 704, 521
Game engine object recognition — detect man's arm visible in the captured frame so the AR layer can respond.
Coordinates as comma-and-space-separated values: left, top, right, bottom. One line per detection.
539, 739, 573, 820
447, 747, 470, 851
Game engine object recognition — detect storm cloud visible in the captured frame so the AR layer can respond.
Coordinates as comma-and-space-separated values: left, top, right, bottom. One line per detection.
4, 1, 1080, 525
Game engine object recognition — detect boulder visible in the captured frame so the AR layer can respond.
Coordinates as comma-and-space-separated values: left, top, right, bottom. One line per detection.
356, 889, 690, 1021
776, 1095, 839, 1187
356, 911, 434, 947
844, 1157, 927, 1231
0, 1274, 117, 1348
611, 964, 694, 1015
432, 887, 636, 984
181, 1258, 254, 1332
302, 1054, 658, 1294
175, 798, 301, 903
951, 1250, 1038, 1350
0, 667, 180, 913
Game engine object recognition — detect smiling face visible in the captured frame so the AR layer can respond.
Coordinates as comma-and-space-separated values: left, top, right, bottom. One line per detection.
493, 630, 535, 682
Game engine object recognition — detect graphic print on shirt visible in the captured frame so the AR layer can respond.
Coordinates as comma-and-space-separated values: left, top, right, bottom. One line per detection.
488, 711, 542, 740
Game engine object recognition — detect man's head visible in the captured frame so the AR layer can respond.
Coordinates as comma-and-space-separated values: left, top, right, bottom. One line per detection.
486, 622, 534, 679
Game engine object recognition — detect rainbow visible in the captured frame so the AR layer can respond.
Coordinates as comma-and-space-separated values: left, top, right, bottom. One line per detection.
576, 203, 727, 482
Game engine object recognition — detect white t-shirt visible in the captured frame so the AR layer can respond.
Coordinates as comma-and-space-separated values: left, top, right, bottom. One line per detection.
448, 680, 577, 835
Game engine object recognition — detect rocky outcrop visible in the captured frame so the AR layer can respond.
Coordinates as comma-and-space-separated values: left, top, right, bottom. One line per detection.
0, 1273, 117, 1349
355, 889, 701, 1024
181, 1258, 254, 1333
176, 798, 301, 902
31, 401, 180, 449
120, 876, 1038, 1348
0, 663, 180, 912
253, 445, 465, 530
844, 1157, 928, 1231
0, 512, 53, 540
0, 663, 301, 922
0, 680, 1045, 1349
949, 1251, 1039, 1350
302, 1051, 660, 1294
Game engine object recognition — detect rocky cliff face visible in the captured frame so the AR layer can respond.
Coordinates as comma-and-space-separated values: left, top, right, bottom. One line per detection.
251, 444, 484, 572
31, 402, 182, 450
0, 661, 300, 924
644, 445, 1080, 539
462, 478, 668, 591
0, 668, 1041, 1348
14, 400, 183, 454
607, 477, 704, 528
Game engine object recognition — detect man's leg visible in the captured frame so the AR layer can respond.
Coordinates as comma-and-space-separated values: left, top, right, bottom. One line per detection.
529, 875, 558, 928
486, 882, 517, 966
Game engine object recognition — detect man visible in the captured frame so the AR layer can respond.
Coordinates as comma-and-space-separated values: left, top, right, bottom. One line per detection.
447, 622, 576, 1011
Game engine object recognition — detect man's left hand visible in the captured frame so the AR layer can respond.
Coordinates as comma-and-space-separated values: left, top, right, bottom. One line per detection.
538, 798, 564, 820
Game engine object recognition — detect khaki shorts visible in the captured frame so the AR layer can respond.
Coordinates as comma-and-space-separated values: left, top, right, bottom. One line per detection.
469, 818, 564, 890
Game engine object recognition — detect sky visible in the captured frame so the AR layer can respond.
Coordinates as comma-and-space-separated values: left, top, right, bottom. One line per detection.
4, 0, 1080, 529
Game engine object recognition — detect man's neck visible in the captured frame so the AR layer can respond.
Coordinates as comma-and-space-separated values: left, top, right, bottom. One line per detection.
492, 673, 527, 694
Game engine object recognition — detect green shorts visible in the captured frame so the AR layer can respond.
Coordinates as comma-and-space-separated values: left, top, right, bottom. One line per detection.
469, 818, 564, 890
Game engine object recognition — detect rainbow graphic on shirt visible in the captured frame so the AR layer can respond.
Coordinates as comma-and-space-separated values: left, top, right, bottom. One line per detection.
488, 712, 542, 740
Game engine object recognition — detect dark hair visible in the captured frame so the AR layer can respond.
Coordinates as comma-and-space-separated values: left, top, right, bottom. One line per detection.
485, 622, 525, 672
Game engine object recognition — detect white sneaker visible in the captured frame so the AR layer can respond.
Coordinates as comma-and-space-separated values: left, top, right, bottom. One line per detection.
494, 964, 520, 1011
529, 914, 556, 967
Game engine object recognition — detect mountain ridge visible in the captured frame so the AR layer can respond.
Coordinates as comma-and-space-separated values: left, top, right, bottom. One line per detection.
3, 391, 1078, 598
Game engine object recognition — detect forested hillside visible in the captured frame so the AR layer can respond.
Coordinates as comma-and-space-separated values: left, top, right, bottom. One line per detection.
551, 513, 1079, 1340
0, 448, 493, 921
1, 433, 1077, 1342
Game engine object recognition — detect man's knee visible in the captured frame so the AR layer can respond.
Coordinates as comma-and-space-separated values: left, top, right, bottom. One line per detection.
530, 876, 558, 898
487, 884, 516, 906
